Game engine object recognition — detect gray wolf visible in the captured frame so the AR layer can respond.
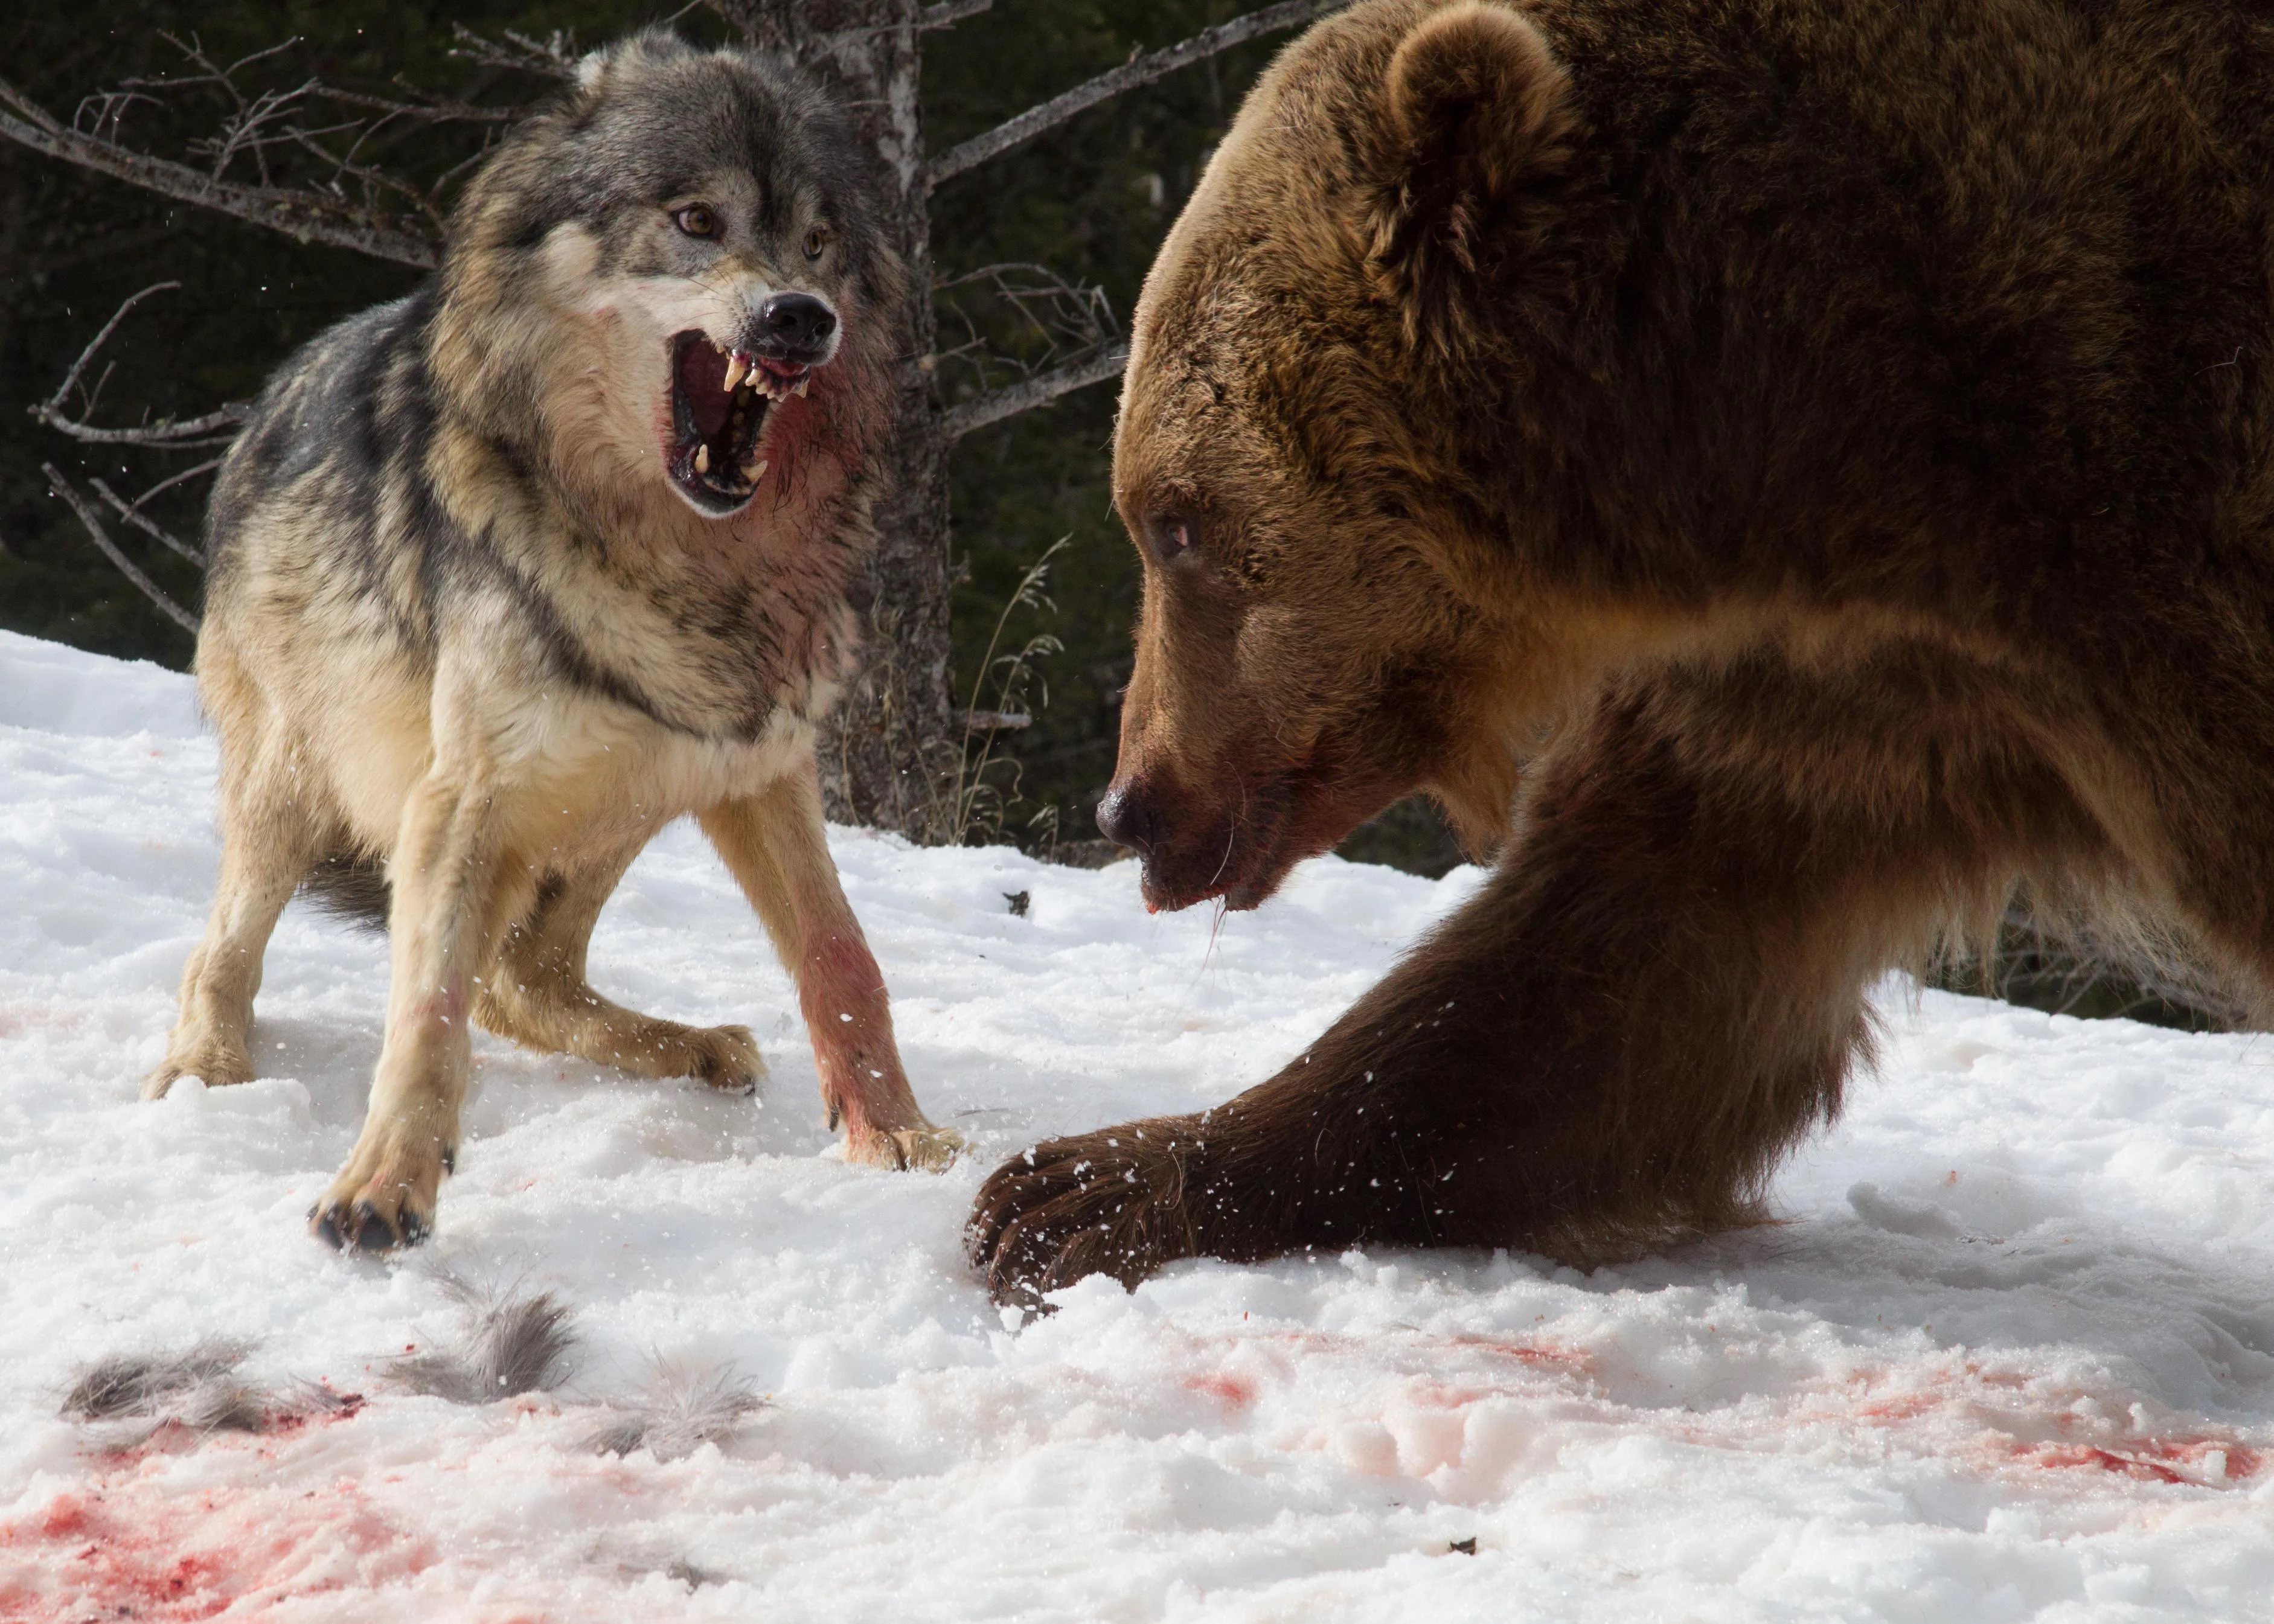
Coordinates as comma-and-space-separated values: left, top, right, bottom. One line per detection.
970, 0, 2274, 1302
150, 30, 961, 1252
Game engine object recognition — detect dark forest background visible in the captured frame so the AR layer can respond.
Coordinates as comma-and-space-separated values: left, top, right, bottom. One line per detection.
0, 0, 1462, 875
1, 1, 2232, 1029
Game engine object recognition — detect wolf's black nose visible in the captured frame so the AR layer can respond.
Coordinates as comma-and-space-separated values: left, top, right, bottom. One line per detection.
760, 293, 837, 356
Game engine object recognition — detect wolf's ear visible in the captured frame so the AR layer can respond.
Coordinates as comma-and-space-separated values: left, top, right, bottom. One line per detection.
1368, 4, 1574, 308
574, 28, 694, 94
574, 46, 612, 92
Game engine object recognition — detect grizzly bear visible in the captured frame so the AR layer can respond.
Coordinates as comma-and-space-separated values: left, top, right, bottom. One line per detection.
967, 0, 2274, 1303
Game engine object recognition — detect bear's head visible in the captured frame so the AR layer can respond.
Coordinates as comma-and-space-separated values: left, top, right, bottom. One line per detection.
1103, 0, 1593, 912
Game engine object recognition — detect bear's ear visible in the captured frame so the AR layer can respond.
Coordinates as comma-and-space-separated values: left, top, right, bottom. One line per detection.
1369, 4, 1574, 310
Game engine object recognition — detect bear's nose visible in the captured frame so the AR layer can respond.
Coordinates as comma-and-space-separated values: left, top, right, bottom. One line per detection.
758, 293, 838, 357
1095, 781, 1161, 856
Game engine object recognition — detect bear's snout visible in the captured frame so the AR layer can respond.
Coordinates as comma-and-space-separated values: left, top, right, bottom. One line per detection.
1095, 779, 1164, 858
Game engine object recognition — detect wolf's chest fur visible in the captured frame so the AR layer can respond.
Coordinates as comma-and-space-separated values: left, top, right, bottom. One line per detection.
439, 408, 869, 744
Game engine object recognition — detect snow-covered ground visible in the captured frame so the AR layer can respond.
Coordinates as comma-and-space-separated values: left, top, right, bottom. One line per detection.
4, 626, 2274, 1622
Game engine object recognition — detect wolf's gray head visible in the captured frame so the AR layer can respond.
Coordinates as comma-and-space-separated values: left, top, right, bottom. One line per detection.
439, 31, 903, 520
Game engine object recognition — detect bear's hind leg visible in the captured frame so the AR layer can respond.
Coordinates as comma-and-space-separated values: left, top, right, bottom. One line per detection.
973, 657, 2090, 1303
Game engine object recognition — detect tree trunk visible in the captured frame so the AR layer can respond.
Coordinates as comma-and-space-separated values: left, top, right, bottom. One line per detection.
782, 1, 958, 840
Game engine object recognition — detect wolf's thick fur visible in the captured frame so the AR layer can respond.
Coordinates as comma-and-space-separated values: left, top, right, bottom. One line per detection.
970, 0, 2274, 1302
152, 31, 959, 1250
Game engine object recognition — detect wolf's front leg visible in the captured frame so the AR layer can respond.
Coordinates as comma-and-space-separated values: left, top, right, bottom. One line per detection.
700, 758, 961, 1171
313, 764, 527, 1250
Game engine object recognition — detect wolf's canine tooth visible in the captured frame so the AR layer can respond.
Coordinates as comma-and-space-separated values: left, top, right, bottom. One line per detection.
722, 354, 749, 392
792, 375, 809, 398
694, 443, 710, 474
744, 458, 768, 482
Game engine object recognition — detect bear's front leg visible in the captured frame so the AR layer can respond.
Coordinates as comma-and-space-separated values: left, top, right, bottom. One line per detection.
968, 898, 1585, 1306
970, 677, 1967, 1305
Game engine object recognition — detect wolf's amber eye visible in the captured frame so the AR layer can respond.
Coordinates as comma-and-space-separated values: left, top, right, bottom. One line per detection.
674, 205, 719, 239
802, 226, 831, 261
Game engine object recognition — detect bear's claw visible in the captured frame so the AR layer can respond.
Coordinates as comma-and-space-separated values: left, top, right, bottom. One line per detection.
966, 1116, 1211, 1308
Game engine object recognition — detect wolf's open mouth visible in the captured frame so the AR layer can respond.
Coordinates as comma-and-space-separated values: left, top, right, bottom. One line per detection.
666, 331, 812, 515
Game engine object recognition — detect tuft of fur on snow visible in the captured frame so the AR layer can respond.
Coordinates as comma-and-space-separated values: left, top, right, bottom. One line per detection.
60, 1338, 353, 1441
64, 1328, 266, 1428
65, 1338, 256, 1421
585, 1363, 764, 1460
392, 1284, 578, 1402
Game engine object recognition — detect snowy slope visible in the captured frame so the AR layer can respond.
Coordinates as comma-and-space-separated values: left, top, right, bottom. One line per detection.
4, 626, 2274, 1623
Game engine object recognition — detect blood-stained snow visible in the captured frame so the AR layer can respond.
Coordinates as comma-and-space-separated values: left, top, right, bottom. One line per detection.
3, 626, 2273, 1622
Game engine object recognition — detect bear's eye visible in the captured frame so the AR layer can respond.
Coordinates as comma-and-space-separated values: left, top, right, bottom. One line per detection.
803, 225, 832, 261
1158, 517, 1194, 557
674, 205, 720, 239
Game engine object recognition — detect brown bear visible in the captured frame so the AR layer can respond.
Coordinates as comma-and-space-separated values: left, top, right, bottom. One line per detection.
967, 0, 2274, 1305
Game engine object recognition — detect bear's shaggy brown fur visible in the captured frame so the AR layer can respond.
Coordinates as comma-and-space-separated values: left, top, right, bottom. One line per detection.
968, 0, 2274, 1303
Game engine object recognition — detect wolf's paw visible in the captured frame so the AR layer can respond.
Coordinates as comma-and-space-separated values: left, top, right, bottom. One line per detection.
309, 1122, 453, 1253
845, 1122, 967, 1173
687, 1023, 763, 1094
142, 1043, 255, 1101
966, 1117, 1212, 1306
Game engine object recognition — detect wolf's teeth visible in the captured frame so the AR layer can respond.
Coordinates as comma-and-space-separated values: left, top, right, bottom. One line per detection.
694, 444, 710, 474
723, 354, 749, 393
792, 375, 809, 398
743, 458, 768, 483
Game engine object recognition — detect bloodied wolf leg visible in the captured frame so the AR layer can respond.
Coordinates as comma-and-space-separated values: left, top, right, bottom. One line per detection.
147, 30, 960, 1252
970, 0, 2274, 1302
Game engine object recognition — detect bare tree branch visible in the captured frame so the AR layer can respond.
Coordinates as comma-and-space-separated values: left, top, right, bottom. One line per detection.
34, 401, 249, 449
918, 0, 994, 27
116, 456, 230, 514
707, 0, 991, 51
42, 464, 200, 634
942, 345, 1126, 441
36, 288, 225, 619
0, 77, 441, 267
927, 0, 1350, 188
43, 281, 173, 418
932, 260, 1119, 413
448, 25, 582, 81
31, 285, 254, 447
91, 478, 206, 567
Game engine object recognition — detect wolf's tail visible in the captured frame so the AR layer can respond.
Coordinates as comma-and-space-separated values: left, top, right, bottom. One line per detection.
299, 852, 391, 932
